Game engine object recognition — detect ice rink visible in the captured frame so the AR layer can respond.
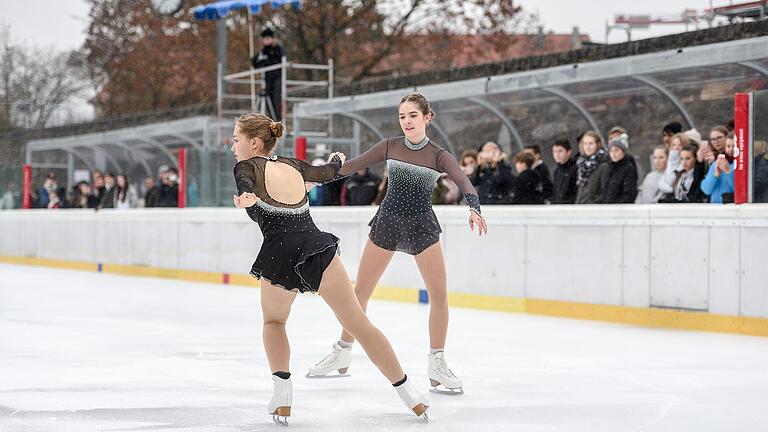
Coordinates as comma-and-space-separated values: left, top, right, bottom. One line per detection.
1, 263, 767, 432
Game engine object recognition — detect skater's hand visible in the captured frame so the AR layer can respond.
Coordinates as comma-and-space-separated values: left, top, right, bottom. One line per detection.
233, 192, 259, 208
468, 211, 487, 236
328, 152, 346, 165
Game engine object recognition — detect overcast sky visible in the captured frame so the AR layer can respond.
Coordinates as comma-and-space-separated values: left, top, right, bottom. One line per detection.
0, 0, 731, 50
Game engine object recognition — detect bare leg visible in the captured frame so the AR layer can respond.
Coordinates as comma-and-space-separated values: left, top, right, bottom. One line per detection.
319, 255, 404, 383
339, 239, 395, 343
414, 242, 448, 350
260, 280, 297, 373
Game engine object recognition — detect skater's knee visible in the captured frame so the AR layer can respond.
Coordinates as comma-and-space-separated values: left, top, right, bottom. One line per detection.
263, 317, 288, 327
354, 285, 375, 304
427, 289, 448, 306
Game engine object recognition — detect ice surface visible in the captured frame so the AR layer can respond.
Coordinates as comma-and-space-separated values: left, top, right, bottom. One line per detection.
1, 264, 767, 431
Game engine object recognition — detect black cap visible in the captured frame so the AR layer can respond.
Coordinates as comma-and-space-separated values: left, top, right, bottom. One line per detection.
261, 28, 275, 38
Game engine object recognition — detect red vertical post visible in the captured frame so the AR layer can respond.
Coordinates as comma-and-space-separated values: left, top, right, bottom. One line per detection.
22, 164, 32, 209
734, 93, 751, 204
177, 148, 187, 208
295, 135, 307, 161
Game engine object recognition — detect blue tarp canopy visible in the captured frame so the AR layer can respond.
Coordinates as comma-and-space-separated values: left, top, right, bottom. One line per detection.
193, 0, 301, 20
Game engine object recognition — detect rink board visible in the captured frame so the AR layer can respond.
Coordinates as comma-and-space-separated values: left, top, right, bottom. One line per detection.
2, 205, 768, 337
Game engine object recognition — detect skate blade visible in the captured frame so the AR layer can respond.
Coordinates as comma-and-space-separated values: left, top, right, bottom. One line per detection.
272, 415, 289, 426
271, 406, 290, 426
429, 385, 464, 395
305, 368, 350, 379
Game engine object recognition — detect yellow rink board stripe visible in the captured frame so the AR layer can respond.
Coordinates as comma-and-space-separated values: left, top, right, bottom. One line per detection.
1, 255, 766, 337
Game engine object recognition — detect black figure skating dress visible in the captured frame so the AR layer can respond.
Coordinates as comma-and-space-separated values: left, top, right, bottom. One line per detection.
336, 137, 482, 255
234, 155, 342, 293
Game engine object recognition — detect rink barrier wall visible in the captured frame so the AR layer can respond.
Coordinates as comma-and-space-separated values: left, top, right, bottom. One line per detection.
1, 206, 768, 337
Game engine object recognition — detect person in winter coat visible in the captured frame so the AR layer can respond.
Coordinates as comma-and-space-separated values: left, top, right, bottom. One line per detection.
551, 138, 578, 204
341, 168, 381, 206
523, 145, 553, 203
575, 131, 607, 204
697, 125, 729, 170
114, 174, 139, 209
143, 176, 158, 208
251, 28, 284, 121
510, 151, 544, 205
100, 173, 116, 209
659, 130, 708, 203
471, 141, 514, 204
637, 145, 668, 203
659, 145, 706, 203
700, 133, 735, 204
38, 172, 58, 208
600, 135, 638, 204
156, 168, 179, 207
72, 181, 99, 209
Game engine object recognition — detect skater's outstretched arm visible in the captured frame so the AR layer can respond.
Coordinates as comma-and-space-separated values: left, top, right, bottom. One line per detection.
303, 139, 389, 186
291, 154, 344, 183
336, 138, 389, 177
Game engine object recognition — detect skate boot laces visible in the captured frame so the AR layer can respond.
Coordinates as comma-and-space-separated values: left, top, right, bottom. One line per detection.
314, 343, 343, 368
434, 353, 457, 380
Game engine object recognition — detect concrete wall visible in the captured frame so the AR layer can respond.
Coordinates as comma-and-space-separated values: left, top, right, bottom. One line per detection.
2, 205, 767, 319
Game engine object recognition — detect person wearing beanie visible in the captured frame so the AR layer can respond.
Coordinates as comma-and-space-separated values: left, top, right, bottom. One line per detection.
251, 28, 284, 121
607, 126, 628, 143
600, 134, 638, 204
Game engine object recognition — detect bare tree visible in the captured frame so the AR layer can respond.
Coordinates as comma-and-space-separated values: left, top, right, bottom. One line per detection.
0, 24, 14, 130
0, 25, 88, 129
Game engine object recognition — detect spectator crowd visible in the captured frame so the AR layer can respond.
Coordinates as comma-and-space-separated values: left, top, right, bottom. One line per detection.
7, 119, 768, 210
307, 121, 752, 208
22, 166, 181, 210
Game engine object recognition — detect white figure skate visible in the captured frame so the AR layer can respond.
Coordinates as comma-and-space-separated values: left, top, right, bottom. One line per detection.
428, 351, 463, 395
306, 342, 352, 378
395, 377, 430, 421
267, 375, 292, 425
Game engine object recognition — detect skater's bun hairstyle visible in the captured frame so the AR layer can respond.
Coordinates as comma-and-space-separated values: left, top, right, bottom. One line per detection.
400, 93, 435, 123
236, 113, 284, 154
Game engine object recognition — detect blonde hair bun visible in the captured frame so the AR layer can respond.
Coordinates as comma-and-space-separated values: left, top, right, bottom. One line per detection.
269, 121, 285, 139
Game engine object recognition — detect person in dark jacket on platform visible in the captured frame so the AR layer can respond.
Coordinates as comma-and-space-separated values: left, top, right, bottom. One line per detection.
600, 135, 638, 204
144, 176, 158, 208
341, 168, 381, 206
523, 144, 553, 203
510, 151, 544, 205
251, 28, 284, 121
471, 141, 514, 204
551, 139, 578, 204
575, 131, 607, 204
156, 168, 179, 207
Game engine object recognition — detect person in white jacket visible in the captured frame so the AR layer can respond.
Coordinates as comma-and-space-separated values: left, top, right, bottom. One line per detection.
637, 145, 668, 203
114, 174, 139, 209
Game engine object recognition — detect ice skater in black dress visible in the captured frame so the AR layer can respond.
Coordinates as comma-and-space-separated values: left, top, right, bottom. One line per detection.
307, 93, 487, 395
231, 113, 428, 423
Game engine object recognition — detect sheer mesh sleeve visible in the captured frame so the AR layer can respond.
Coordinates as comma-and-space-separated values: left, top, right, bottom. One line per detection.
288, 155, 342, 183
437, 150, 482, 215
337, 138, 389, 177
234, 160, 257, 195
